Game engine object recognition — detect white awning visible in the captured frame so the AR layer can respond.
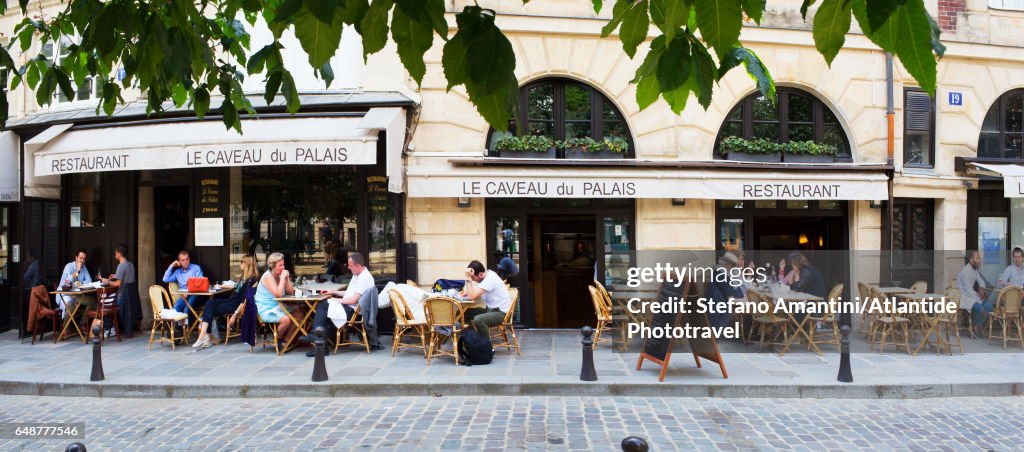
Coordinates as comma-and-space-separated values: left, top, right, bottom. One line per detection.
967, 162, 1024, 197
407, 163, 889, 200
0, 131, 19, 201
28, 110, 411, 190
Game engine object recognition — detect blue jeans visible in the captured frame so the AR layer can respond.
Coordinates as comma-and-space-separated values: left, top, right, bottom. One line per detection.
174, 295, 205, 318
972, 300, 994, 327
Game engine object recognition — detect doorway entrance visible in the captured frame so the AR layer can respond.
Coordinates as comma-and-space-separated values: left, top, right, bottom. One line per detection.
487, 199, 634, 329
154, 186, 190, 275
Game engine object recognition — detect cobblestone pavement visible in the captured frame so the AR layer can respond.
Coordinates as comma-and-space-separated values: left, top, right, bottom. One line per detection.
0, 395, 1021, 451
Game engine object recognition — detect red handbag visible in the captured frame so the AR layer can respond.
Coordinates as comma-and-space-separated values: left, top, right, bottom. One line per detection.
187, 277, 210, 293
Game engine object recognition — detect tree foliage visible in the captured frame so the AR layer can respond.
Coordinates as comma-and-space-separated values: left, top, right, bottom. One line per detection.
0, 0, 944, 132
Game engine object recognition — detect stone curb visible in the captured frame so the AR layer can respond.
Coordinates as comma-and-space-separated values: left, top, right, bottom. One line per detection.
0, 380, 1020, 399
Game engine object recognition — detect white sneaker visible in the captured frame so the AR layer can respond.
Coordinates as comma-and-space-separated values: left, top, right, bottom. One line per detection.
192, 336, 209, 348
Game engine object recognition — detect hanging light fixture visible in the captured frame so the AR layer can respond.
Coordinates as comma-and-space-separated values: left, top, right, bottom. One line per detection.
798, 234, 809, 245
818, 236, 824, 247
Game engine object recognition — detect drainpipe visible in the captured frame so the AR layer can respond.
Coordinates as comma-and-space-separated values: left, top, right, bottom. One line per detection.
885, 52, 895, 285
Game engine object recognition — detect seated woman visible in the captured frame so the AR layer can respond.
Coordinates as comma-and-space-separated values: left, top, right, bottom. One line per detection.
192, 255, 260, 348
255, 252, 303, 349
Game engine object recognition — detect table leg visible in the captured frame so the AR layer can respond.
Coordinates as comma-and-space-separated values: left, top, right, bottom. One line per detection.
780, 315, 816, 354
277, 302, 308, 353
58, 299, 85, 343
913, 319, 946, 356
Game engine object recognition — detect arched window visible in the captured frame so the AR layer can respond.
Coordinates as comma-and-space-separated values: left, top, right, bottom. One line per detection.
978, 89, 1024, 159
488, 78, 634, 159
715, 88, 851, 162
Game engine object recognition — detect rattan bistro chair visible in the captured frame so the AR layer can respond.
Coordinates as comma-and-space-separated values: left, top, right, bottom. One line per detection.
748, 290, 790, 352
856, 282, 874, 336
222, 302, 244, 345
490, 288, 521, 354
147, 285, 188, 350
929, 287, 964, 355
910, 280, 928, 294
869, 286, 911, 354
390, 291, 428, 357
424, 296, 465, 365
989, 285, 1024, 349
335, 304, 371, 354
806, 283, 843, 351
588, 286, 614, 347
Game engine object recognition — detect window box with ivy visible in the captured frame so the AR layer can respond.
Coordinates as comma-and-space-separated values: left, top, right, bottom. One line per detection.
563, 137, 629, 160
782, 141, 838, 163
719, 137, 782, 163
494, 135, 557, 159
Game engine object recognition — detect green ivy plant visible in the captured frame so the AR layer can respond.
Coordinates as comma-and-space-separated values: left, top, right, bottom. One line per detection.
496, 135, 630, 154
718, 136, 837, 156
0, 0, 944, 133
494, 135, 556, 153
563, 136, 630, 154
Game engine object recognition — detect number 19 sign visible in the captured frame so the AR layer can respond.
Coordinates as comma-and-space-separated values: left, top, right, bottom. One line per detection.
948, 92, 963, 106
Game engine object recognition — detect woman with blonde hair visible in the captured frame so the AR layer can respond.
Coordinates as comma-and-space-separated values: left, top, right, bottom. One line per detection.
193, 255, 261, 348
255, 252, 302, 349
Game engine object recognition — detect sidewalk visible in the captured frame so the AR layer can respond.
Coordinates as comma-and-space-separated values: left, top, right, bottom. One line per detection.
0, 330, 1020, 399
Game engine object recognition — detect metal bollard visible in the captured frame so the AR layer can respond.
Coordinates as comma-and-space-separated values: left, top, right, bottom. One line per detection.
66, 442, 87, 452
90, 325, 104, 382
311, 326, 328, 382
837, 325, 852, 383
580, 326, 597, 381
621, 436, 649, 452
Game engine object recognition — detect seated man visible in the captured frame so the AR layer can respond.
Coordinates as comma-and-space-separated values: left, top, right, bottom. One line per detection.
58, 249, 95, 324
301, 252, 379, 356
996, 247, 1024, 289
956, 250, 991, 336
461, 260, 512, 336
162, 250, 205, 315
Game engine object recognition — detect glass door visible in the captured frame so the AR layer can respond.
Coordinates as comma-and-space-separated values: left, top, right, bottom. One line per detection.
602, 217, 631, 287
978, 216, 1008, 285
491, 215, 526, 324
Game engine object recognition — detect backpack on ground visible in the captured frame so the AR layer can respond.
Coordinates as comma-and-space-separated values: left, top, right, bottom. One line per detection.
458, 329, 494, 366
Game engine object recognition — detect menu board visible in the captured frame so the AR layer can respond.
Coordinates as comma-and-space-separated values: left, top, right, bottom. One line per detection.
198, 178, 222, 216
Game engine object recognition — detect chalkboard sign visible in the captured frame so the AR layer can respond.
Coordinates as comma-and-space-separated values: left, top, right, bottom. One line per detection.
636, 279, 728, 382
197, 178, 222, 216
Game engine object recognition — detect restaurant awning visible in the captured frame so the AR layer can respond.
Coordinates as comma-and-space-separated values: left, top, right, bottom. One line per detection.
965, 162, 1024, 197
0, 131, 19, 201
407, 160, 889, 200
28, 107, 408, 193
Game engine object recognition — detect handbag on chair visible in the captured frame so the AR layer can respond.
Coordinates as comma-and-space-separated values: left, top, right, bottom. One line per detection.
187, 277, 210, 293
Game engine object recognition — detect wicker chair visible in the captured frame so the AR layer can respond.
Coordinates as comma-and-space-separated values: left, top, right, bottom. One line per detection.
933, 287, 964, 355
390, 291, 428, 357
588, 286, 614, 347
856, 282, 874, 336
806, 283, 843, 351
147, 285, 187, 350
869, 286, 911, 353
749, 290, 789, 352
988, 285, 1024, 349
30, 286, 59, 345
490, 288, 521, 354
424, 296, 465, 365
910, 280, 928, 294
222, 302, 244, 345
251, 313, 282, 355
335, 304, 371, 354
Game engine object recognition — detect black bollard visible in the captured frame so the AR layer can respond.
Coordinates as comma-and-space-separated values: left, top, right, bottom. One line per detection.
90, 325, 104, 382
312, 326, 328, 382
66, 442, 87, 452
580, 326, 597, 381
621, 436, 649, 452
837, 325, 852, 383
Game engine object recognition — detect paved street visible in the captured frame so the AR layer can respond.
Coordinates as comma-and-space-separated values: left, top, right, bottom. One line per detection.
0, 395, 1021, 451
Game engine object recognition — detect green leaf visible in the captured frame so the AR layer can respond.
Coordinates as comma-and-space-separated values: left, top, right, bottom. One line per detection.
618, 0, 650, 58
463, 7, 516, 96
800, 0, 816, 20
340, 0, 370, 27
717, 46, 775, 101
304, 0, 336, 24
853, 0, 938, 95
812, 0, 852, 65
280, 69, 301, 113
741, 0, 764, 24
293, 5, 343, 68
36, 68, 56, 107
319, 61, 335, 88
630, 34, 666, 83
274, 0, 305, 24
650, 0, 691, 41
247, 43, 278, 75
465, 77, 516, 132
926, 13, 946, 57
391, 3, 435, 85
171, 83, 188, 107
53, 68, 75, 104
865, 0, 900, 33
264, 70, 283, 104
600, 0, 629, 38
441, 30, 470, 90
396, 0, 449, 38
101, 82, 121, 116
221, 98, 241, 133
635, 74, 659, 110
592, 0, 603, 13
656, 34, 691, 92
194, 86, 211, 118
687, 37, 715, 109
360, 0, 394, 60
694, 0, 742, 59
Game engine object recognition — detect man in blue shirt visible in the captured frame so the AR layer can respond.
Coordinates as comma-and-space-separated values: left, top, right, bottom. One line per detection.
59, 249, 95, 323
162, 250, 204, 314
493, 252, 519, 281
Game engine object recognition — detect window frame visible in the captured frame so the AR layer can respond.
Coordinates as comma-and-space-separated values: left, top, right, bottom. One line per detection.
714, 87, 852, 161
902, 88, 936, 168
978, 88, 1024, 160
487, 78, 635, 158
42, 36, 98, 108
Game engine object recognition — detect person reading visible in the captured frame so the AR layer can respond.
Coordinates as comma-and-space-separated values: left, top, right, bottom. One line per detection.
461, 260, 512, 336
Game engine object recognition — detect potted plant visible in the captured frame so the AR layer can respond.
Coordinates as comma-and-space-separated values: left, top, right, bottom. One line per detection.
494, 135, 557, 158
563, 136, 629, 159
783, 140, 839, 163
719, 136, 782, 163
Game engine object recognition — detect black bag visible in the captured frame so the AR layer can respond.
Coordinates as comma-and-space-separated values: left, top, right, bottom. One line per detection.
458, 329, 494, 366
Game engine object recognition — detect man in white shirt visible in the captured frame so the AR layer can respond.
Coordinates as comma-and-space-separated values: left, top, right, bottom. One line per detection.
301, 252, 378, 355
997, 247, 1024, 289
956, 250, 991, 336
461, 260, 512, 336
